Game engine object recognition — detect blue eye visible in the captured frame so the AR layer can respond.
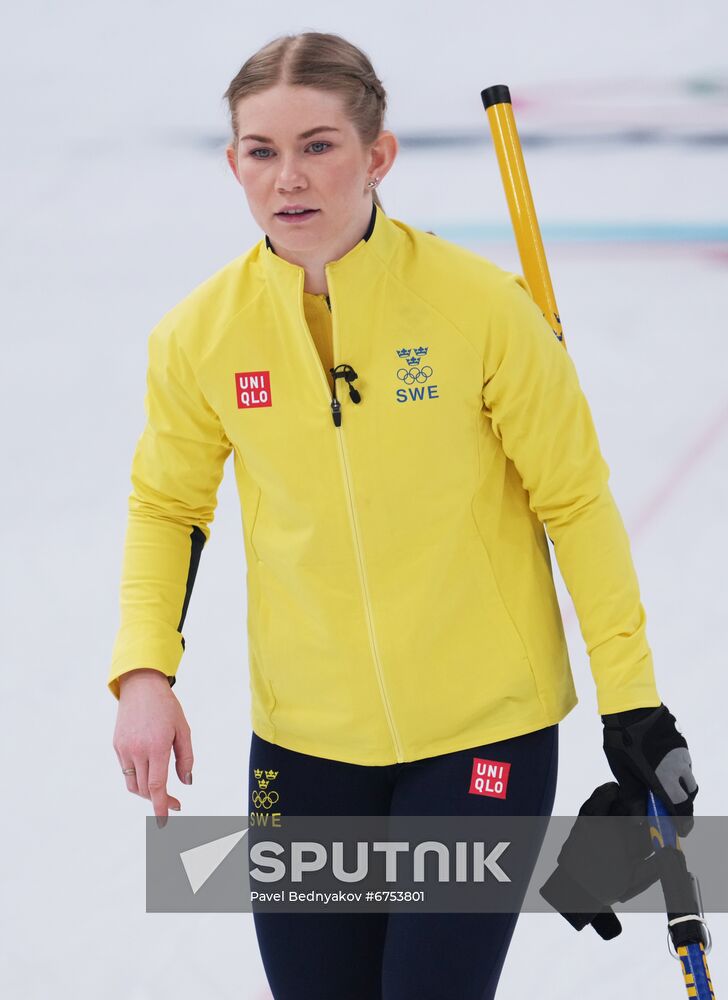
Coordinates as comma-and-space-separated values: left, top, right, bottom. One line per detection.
249, 141, 332, 159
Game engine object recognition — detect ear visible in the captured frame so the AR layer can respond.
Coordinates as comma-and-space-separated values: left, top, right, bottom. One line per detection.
367, 130, 398, 183
226, 145, 241, 184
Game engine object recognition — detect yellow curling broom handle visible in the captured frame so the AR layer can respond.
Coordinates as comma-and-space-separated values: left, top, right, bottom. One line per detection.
483, 84, 717, 1000
481, 84, 566, 348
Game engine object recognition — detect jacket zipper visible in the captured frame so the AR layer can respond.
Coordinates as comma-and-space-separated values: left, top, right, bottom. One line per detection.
296, 276, 405, 762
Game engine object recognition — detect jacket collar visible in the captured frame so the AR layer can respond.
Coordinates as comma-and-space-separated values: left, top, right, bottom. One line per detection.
257, 202, 400, 290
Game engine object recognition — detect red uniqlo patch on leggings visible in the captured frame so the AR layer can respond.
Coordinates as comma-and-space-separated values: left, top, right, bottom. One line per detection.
469, 758, 511, 799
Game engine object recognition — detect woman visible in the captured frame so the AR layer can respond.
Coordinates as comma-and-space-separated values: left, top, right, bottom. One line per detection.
110, 31, 698, 999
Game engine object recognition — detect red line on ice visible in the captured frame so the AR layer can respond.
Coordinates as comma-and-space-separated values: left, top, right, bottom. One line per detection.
560, 397, 728, 631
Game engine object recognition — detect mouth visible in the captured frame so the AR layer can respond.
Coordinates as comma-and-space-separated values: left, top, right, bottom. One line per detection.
275, 209, 320, 222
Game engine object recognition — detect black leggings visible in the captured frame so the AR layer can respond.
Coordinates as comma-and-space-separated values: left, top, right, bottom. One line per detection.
248, 724, 558, 1000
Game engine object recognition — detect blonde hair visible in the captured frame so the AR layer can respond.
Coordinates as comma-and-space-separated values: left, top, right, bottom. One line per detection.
223, 31, 388, 211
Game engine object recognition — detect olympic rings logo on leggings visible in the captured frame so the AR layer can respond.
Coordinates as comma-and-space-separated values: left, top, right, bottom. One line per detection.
252, 789, 279, 809
251, 767, 282, 824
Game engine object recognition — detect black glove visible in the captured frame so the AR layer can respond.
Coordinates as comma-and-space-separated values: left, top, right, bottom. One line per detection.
602, 703, 698, 836
540, 781, 659, 940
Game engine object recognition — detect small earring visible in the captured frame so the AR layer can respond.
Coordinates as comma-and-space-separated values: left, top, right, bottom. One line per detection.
367, 176, 380, 188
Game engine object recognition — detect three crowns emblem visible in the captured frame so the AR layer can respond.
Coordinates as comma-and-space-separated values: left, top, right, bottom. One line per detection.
254, 767, 279, 791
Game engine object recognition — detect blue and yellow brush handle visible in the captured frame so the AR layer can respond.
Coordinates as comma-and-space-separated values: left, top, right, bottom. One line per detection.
648, 793, 715, 999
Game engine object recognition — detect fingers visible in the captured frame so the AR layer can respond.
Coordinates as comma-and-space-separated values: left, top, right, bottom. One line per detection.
115, 745, 141, 795
114, 706, 191, 819
679, 776, 699, 804
147, 745, 173, 820
115, 746, 181, 816
172, 722, 194, 787
655, 747, 698, 806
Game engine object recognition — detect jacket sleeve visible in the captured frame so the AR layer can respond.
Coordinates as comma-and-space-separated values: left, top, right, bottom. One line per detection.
482, 272, 661, 715
107, 317, 233, 700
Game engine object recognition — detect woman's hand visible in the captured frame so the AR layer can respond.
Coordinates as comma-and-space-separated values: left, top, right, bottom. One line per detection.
601, 703, 698, 835
113, 668, 194, 825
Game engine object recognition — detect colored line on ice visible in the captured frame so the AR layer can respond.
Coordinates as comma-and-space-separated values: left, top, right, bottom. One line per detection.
560, 397, 728, 632
198, 128, 728, 152
420, 222, 728, 244
629, 397, 728, 540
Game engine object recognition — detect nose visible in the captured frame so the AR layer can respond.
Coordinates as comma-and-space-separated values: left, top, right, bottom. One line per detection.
275, 155, 307, 192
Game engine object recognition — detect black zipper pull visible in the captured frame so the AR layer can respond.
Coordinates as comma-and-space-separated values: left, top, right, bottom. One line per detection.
330, 396, 342, 427
329, 366, 342, 426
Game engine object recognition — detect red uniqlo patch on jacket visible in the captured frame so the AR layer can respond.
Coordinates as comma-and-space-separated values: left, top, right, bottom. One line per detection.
235, 371, 272, 408
469, 758, 511, 799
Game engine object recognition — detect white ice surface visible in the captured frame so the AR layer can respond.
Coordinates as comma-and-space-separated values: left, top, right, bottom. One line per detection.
1, 1, 726, 997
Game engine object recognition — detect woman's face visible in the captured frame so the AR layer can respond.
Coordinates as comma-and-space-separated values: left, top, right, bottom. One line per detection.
226, 83, 396, 255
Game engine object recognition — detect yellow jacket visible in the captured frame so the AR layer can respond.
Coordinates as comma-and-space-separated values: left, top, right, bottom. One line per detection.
108, 204, 660, 765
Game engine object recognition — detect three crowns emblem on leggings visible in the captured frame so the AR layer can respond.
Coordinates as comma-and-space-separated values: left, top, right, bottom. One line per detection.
469, 758, 511, 799
252, 768, 280, 810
